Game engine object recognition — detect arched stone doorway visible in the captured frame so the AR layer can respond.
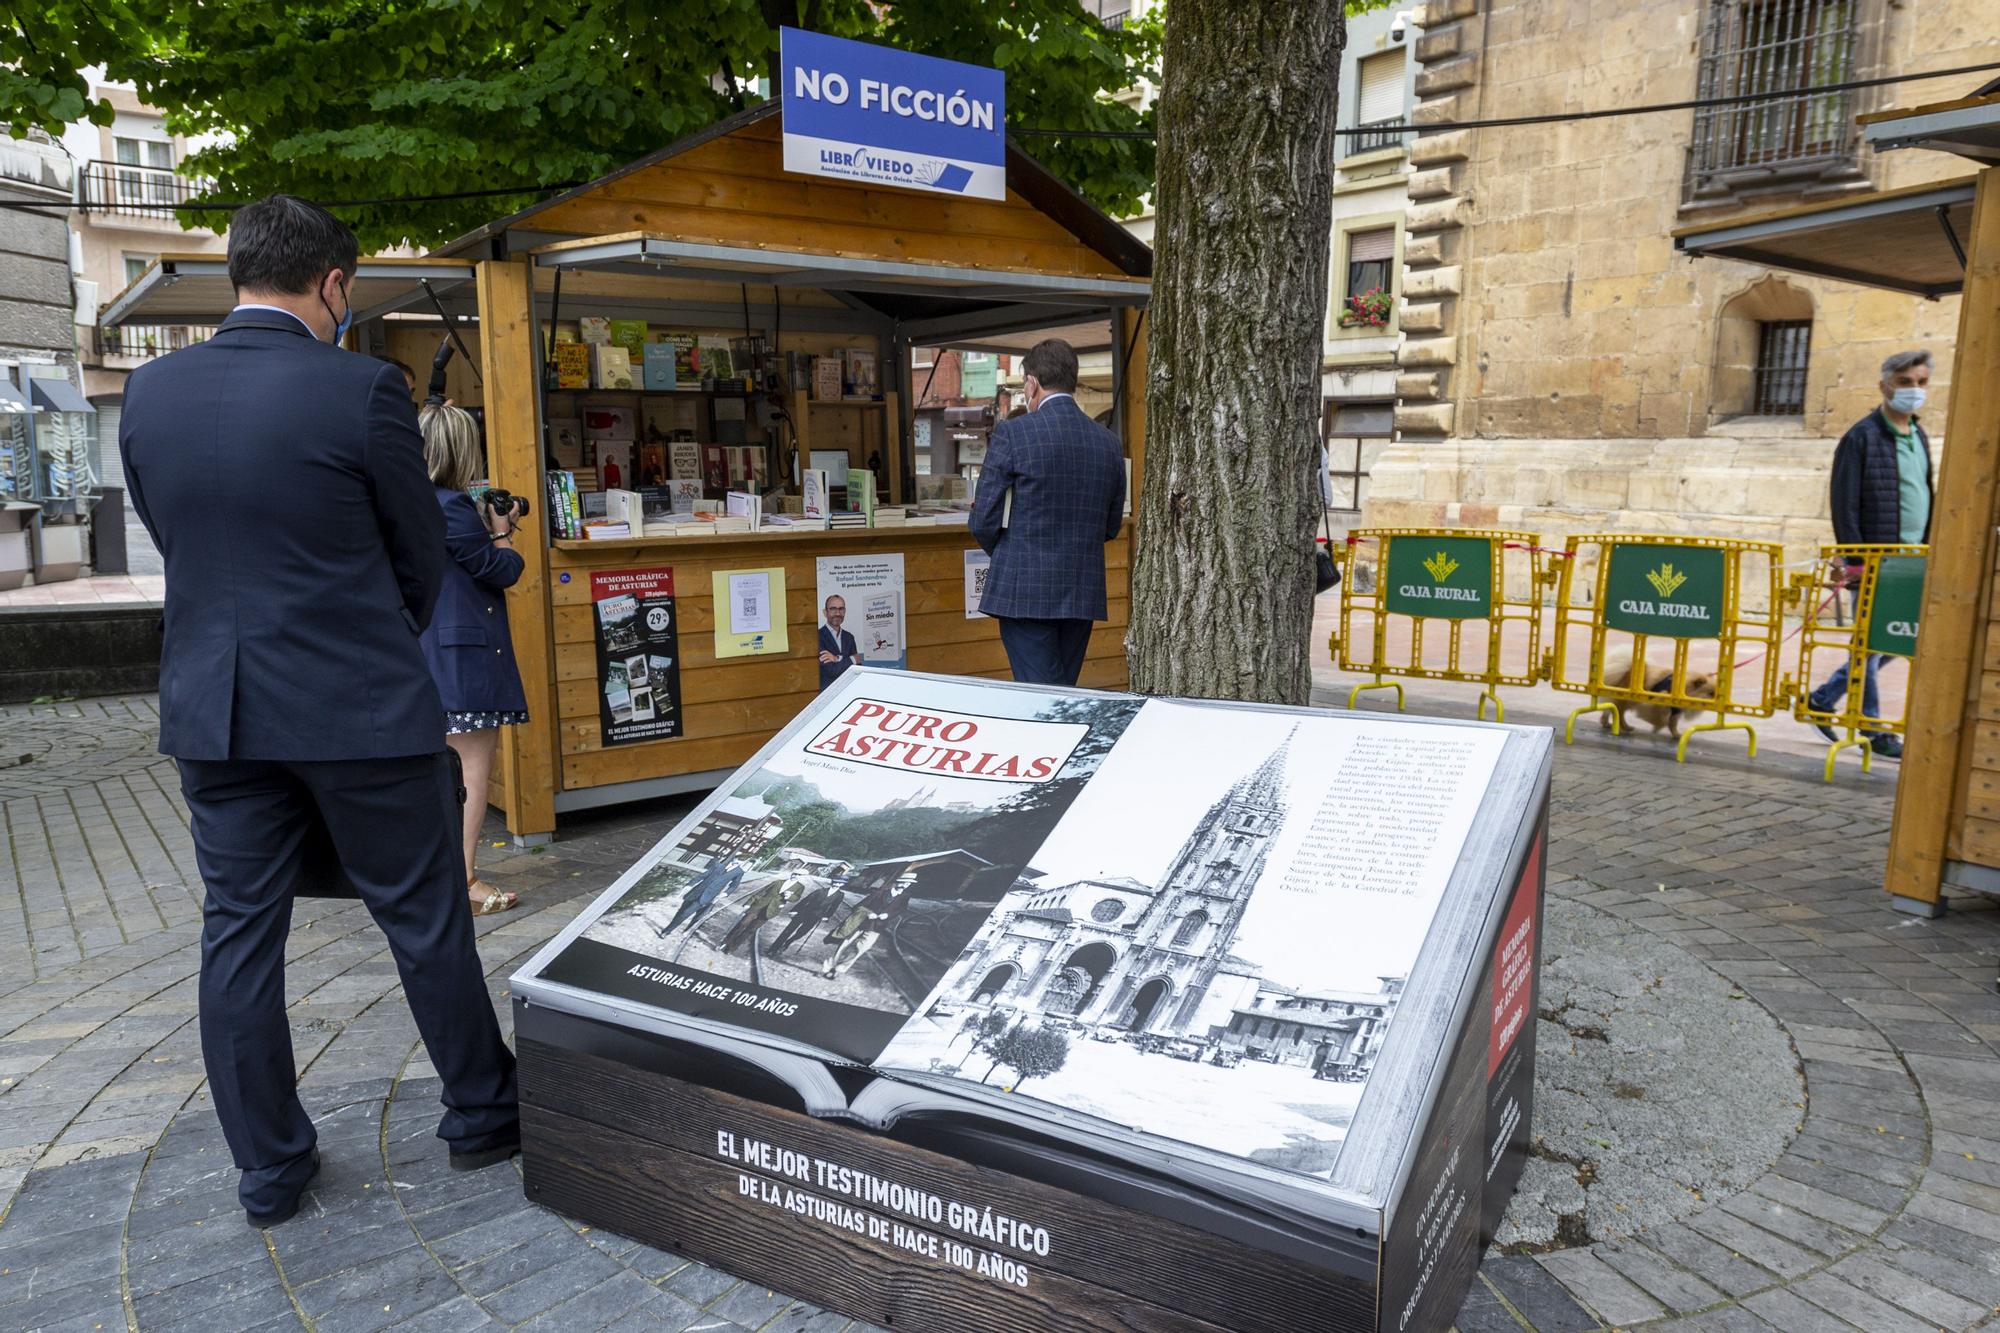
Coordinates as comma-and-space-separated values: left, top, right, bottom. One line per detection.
971, 964, 1016, 1002
1045, 942, 1116, 1016
1124, 976, 1172, 1032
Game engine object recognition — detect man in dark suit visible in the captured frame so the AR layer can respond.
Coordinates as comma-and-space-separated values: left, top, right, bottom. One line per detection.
120, 196, 519, 1228
969, 338, 1126, 686
817, 594, 861, 691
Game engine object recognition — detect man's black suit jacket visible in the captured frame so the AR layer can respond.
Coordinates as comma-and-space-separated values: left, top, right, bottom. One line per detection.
122, 307, 449, 761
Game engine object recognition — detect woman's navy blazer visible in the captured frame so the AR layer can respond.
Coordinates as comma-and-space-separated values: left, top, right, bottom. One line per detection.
418, 487, 528, 715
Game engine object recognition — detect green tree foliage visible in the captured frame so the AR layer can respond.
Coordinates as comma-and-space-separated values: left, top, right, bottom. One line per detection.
5, 0, 1157, 249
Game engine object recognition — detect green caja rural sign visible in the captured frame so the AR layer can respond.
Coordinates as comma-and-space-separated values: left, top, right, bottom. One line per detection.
1602, 543, 1725, 639
1865, 555, 1925, 658
1384, 535, 1494, 620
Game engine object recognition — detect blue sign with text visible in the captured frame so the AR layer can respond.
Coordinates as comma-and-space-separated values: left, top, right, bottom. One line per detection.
780, 27, 1007, 201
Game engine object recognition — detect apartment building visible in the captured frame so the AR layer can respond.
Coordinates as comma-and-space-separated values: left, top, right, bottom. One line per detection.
61, 83, 226, 491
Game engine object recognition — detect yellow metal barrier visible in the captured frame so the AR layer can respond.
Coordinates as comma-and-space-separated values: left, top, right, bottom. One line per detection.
1549, 534, 1786, 762
1328, 528, 1560, 721
1786, 543, 1926, 782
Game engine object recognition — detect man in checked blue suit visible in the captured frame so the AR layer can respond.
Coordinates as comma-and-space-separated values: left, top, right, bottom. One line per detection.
969, 339, 1127, 685
121, 196, 519, 1228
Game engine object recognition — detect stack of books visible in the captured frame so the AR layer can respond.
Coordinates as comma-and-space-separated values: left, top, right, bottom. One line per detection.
582, 520, 631, 541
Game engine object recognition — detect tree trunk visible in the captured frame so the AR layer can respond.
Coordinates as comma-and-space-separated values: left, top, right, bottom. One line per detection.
1129, 1, 1344, 704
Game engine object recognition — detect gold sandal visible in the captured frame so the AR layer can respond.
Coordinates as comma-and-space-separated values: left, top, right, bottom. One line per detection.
468, 879, 519, 915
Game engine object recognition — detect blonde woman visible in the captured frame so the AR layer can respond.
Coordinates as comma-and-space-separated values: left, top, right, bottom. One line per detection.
417, 403, 525, 914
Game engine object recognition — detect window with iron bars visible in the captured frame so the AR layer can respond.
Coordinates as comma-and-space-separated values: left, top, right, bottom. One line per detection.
1083, 0, 1132, 28
1685, 0, 1862, 203
1753, 320, 1811, 415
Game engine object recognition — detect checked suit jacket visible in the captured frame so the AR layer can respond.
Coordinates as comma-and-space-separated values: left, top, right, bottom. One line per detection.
968, 395, 1126, 622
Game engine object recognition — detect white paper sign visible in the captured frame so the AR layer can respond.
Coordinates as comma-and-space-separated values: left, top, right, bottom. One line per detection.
729, 572, 773, 633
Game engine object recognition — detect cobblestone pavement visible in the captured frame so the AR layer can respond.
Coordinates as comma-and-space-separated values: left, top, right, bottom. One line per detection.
3, 691, 1999, 1332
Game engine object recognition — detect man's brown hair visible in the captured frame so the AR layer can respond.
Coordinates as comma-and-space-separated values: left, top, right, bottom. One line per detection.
1021, 338, 1079, 395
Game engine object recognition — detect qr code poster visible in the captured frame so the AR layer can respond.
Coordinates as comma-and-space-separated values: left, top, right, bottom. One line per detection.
963, 549, 992, 620
709, 566, 790, 659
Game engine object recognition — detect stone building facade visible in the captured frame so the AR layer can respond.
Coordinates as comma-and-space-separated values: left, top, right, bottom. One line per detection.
1365, 0, 1983, 563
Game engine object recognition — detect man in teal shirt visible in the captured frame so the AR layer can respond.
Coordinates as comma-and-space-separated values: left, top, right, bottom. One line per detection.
1811, 349, 1934, 758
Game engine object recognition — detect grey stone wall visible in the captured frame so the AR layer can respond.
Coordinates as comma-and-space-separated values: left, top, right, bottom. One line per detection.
0, 137, 77, 363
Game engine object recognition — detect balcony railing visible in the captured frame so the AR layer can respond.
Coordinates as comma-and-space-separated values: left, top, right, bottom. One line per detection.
1085, 0, 1132, 27
78, 160, 213, 219
95, 324, 214, 361
1348, 119, 1407, 156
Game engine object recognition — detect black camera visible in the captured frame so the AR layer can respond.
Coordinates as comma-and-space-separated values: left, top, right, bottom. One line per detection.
425, 336, 454, 406
477, 487, 530, 520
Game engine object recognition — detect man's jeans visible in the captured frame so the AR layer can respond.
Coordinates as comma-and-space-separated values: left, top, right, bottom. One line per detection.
1810, 655, 1885, 736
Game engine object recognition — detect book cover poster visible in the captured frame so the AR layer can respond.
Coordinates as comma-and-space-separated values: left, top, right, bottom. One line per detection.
877, 702, 1505, 1178
712, 567, 789, 658
591, 568, 682, 746
964, 550, 991, 619
668, 440, 703, 483
816, 554, 906, 679
536, 673, 1142, 1063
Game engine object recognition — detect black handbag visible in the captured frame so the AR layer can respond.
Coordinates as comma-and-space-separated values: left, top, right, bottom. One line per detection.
1315, 485, 1341, 593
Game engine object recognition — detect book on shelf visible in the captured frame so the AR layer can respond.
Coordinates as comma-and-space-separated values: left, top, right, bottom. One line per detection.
641, 343, 678, 392
582, 404, 636, 441
810, 356, 844, 402
546, 417, 585, 470
711, 395, 748, 446
800, 469, 829, 520
607, 319, 648, 360
582, 520, 631, 540
637, 442, 668, 489
842, 347, 880, 399
697, 335, 734, 381
577, 315, 612, 344
657, 332, 698, 382
642, 397, 700, 439
850, 466, 877, 525
724, 490, 762, 530
593, 443, 633, 493
592, 344, 635, 391
667, 439, 702, 482
545, 470, 584, 540
581, 490, 608, 520
604, 489, 644, 532
553, 342, 591, 390
511, 672, 1547, 1253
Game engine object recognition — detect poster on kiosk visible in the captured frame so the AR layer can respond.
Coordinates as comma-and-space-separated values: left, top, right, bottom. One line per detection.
780, 27, 1007, 201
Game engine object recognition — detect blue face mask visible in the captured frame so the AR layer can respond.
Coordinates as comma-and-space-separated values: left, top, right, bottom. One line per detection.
1887, 387, 1926, 414
322, 274, 353, 344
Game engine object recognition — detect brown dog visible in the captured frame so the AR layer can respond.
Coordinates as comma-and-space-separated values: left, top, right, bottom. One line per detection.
1599, 647, 1718, 738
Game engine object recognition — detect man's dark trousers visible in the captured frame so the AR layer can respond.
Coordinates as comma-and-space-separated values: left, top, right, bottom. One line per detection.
997, 617, 1093, 686
179, 754, 518, 1217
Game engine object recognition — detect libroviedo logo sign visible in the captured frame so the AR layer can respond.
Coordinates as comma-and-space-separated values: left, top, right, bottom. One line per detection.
1865, 554, 1925, 658
1603, 544, 1725, 639
780, 28, 1006, 201
1384, 535, 1494, 620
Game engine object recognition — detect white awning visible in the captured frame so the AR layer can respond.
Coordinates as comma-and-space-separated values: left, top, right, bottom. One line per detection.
531, 233, 1150, 308
100, 255, 478, 329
